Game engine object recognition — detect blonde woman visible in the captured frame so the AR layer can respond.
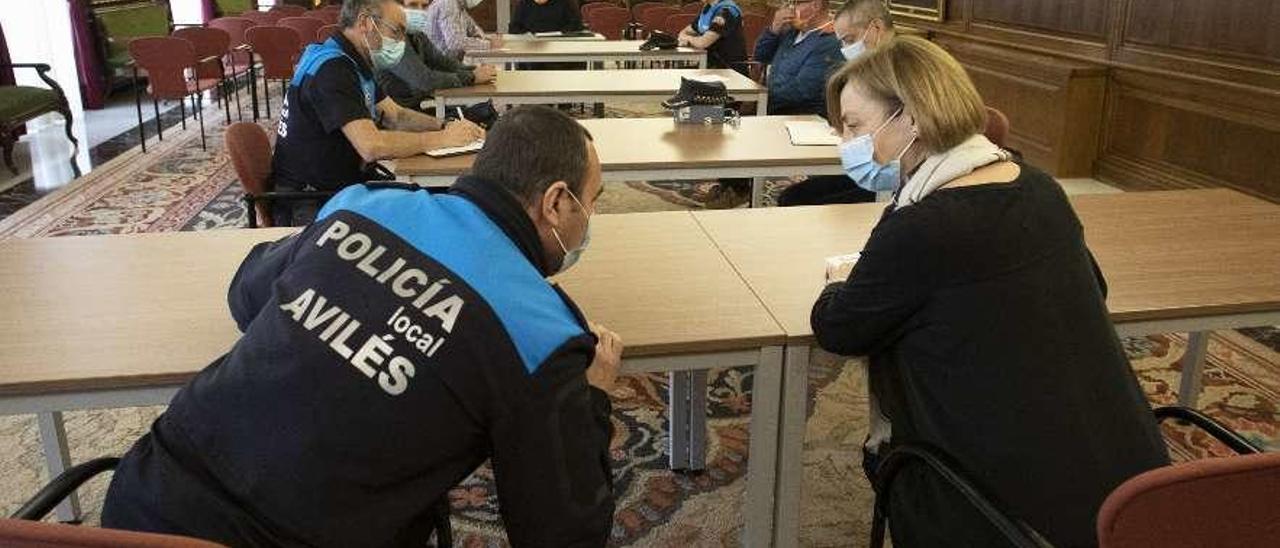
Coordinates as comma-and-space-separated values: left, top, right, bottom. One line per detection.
811, 36, 1169, 546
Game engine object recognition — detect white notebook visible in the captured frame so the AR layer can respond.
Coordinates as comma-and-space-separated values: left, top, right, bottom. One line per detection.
786, 120, 841, 146
426, 140, 484, 158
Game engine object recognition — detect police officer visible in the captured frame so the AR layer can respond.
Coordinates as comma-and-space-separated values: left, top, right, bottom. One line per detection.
271, 0, 484, 225
102, 106, 620, 547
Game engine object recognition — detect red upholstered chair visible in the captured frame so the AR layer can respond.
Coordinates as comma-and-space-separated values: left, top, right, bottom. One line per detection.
208, 17, 256, 122
679, 2, 704, 14
662, 12, 690, 37
868, 406, 1271, 548
245, 25, 302, 119
580, 1, 620, 23
279, 16, 326, 45
1097, 452, 1280, 548
587, 6, 632, 40
226, 121, 336, 228
171, 27, 236, 123
742, 13, 767, 52
316, 24, 341, 42
984, 106, 1011, 148
128, 36, 222, 151
239, 10, 281, 26
304, 8, 340, 25
268, 4, 307, 17
0, 520, 227, 548
640, 6, 679, 36
3, 457, 227, 547
631, 1, 663, 21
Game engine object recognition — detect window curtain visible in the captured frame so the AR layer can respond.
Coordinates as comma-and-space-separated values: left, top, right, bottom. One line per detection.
68, 0, 107, 109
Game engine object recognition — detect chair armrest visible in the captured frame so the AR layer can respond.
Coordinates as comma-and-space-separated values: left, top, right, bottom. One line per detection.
0, 63, 69, 100
870, 444, 1050, 548
10, 457, 120, 521
1154, 406, 1263, 455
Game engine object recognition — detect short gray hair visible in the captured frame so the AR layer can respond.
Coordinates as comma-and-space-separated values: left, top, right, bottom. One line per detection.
340, 0, 395, 28
836, 0, 894, 29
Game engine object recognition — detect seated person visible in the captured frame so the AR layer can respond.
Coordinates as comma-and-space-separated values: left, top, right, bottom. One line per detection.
414, 0, 503, 60
776, 0, 895, 207
812, 35, 1169, 547
376, 30, 498, 112
754, 0, 841, 116
101, 105, 620, 547
677, 0, 747, 74
270, 0, 485, 226
509, 0, 584, 34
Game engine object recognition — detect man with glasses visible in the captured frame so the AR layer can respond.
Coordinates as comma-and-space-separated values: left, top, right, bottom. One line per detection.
269, 0, 485, 226
776, 0, 897, 207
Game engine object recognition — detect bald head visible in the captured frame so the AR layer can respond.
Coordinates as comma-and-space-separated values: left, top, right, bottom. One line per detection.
833, 0, 895, 49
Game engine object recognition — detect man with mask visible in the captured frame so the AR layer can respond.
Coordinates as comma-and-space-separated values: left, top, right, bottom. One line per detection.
418, 0, 503, 60
753, 0, 842, 116
270, 0, 485, 226
101, 105, 619, 547
777, 0, 897, 206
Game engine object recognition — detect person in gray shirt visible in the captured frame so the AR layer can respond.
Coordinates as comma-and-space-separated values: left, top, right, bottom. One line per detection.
377, 31, 497, 112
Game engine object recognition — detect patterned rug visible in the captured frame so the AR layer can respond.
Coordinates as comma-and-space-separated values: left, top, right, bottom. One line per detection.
0, 91, 1277, 547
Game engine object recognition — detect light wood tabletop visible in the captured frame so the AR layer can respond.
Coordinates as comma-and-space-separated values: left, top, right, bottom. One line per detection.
436, 69, 761, 100
0, 213, 784, 396
396, 115, 840, 178
466, 40, 704, 60
693, 188, 1280, 344
0, 228, 294, 396
500, 32, 606, 41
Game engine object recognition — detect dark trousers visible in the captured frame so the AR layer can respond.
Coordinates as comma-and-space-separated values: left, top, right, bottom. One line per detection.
777, 175, 877, 207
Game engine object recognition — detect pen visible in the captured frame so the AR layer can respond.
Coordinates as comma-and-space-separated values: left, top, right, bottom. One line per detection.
456, 106, 465, 121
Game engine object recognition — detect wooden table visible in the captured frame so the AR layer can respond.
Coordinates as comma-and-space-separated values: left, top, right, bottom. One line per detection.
433, 68, 767, 119
693, 188, 1280, 547
463, 40, 707, 68
395, 115, 842, 206
500, 32, 606, 42
0, 213, 789, 545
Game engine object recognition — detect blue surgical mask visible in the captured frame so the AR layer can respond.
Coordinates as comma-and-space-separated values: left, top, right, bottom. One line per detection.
365, 17, 406, 70
840, 27, 870, 61
839, 108, 913, 192
551, 189, 592, 274
405, 9, 428, 32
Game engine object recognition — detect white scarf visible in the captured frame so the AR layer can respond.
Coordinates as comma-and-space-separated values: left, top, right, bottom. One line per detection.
894, 134, 1011, 209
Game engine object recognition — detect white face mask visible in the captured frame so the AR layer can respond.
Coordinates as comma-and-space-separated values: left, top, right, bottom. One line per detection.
840, 26, 871, 60
550, 188, 592, 274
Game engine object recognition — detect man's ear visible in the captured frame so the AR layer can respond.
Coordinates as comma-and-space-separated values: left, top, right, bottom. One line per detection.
540, 181, 570, 228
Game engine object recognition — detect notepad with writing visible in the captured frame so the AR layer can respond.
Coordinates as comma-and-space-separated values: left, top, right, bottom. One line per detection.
786, 120, 841, 146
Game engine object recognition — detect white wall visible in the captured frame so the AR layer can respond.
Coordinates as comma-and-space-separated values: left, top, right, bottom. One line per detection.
170, 0, 206, 25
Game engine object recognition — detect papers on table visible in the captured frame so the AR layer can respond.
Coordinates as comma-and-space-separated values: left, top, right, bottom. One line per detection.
824, 253, 861, 283
686, 74, 729, 84
425, 140, 485, 158
785, 120, 841, 146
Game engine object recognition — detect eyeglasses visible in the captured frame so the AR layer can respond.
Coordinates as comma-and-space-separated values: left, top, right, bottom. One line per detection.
365, 13, 407, 40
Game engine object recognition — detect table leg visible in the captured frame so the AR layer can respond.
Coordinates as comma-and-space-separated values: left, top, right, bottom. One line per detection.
37, 411, 81, 523
437, 97, 447, 119
1178, 331, 1211, 406
669, 371, 690, 470
751, 177, 764, 208
773, 344, 810, 548
757, 93, 768, 116
744, 345, 783, 547
688, 369, 707, 471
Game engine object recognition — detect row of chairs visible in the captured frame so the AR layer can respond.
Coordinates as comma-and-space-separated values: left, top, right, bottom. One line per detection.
128, 7, 343, 153
0, 406, 1274, 545
582, 2, 768, 72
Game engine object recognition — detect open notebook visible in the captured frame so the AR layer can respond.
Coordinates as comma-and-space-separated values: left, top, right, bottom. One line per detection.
785, 120, 841, 146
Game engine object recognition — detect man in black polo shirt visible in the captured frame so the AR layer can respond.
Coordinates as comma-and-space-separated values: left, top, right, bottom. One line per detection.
271, 0, 484, 225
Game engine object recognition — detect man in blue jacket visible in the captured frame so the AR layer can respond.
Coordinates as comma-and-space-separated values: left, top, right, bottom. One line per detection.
101, 105, 620, 547
753, 0, 842, 116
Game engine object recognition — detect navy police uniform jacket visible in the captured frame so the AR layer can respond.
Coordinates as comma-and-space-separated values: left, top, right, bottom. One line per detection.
102, 178, 616, 547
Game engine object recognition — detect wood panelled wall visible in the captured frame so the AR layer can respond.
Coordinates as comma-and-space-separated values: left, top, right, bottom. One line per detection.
907, 0, 1280, 201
